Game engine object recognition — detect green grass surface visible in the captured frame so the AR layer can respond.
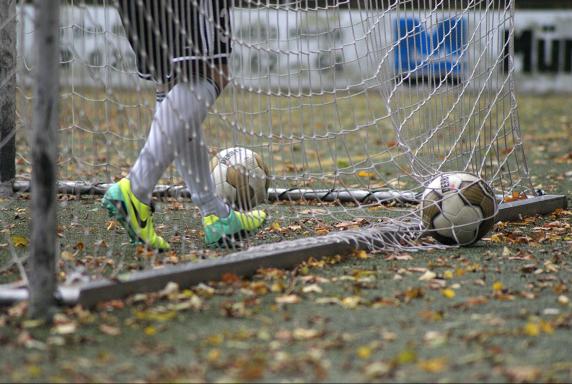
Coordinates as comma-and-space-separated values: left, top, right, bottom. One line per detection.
0, 93, 571, 382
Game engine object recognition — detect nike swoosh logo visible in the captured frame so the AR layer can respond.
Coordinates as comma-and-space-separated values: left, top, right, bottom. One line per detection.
129, 197, 148, 229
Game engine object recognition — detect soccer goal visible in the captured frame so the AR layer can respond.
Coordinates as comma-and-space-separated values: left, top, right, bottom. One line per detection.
0, 0, 566, 312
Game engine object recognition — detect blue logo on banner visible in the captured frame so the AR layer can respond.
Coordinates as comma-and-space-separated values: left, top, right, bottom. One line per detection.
394, 17, 467, 82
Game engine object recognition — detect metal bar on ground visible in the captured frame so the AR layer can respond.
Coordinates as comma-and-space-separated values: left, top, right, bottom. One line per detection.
13, 181, 420, 204
496, 195, 568, 222
0, 192, 567, 308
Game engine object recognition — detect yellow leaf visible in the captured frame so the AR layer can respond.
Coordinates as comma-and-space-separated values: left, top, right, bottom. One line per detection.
492, 281, 504, 293
11, 236, 29, 248
357, 170, 376, 179
354, 250, 370, 260
418, 357, 447, 373
341, 296, 361, 309
540, 320, 554, 334
207, 334, 224, 346
395, 349, 417, 365
270, 282, 285, 293
357, 345, 372, 359
523, 322, 540, 337
144, 326, 157, 336
441, 288, 456, 299
207, 348, 221, 363
26, 365, 42, 378
22, 319, 45, 329
443, 270, 453, 280
270, 222, 281, 231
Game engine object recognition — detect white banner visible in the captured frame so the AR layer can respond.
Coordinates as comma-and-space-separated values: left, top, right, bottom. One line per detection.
15, 6, 572, 93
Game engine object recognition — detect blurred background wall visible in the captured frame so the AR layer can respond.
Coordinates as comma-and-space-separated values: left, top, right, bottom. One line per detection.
15, 1, 572, 93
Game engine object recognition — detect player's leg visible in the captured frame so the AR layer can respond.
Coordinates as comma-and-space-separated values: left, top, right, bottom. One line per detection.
168, 0, 267, 246
167, 75, 266, 246
106, 0, 266, 249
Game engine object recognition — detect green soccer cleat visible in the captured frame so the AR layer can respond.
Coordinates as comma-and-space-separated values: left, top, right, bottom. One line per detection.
203, 208, 267, 247
101, 178, 170, 251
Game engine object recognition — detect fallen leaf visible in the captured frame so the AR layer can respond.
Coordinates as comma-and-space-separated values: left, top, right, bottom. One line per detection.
53, 322, 77, 335
144, 326, 157, 336
357, 345, 373, 359
354, 250, 370, 260
221, 273, 241, 284
293, 328, 320, 340
302, 284, 323, 294
275, 295, 300, 304
492, 281, 504, 293
364, 361, 391, 379
99, 324, 121, 336
441, 288, 456, 299
341, 296, 362, 309
357, 170, 376, 179
384, 253, 413, 261
11, 235, 29, 248
394, 348, 417, 365
503, 366, 541, 383
418, 357, 447, 373
523, 322, 541, 337
60, 251, 74, 261
419, 271, 437, 281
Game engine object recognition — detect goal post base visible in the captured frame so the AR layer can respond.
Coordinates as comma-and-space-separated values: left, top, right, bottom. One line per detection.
496, 194, 568, 222
0, 194, 567, 308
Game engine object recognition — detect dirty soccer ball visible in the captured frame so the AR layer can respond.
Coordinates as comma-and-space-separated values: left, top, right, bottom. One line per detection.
210, 147, 270, 210
421, 172, 498, 246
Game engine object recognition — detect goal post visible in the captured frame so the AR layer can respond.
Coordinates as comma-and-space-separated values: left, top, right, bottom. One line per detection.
0, 0, 16, 197
0, 0, 568, 308
27, 0, 60, 319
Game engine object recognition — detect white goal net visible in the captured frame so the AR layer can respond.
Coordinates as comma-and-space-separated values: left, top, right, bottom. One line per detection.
2, 0, 533, 284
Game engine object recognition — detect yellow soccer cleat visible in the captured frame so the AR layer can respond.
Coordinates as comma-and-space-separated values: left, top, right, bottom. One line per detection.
203, 208, 267, 247
101, 178, 170, 251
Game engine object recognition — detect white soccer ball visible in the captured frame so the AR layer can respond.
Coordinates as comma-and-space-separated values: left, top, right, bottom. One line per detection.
210, 147, 270, 210
421, 172, 498, 246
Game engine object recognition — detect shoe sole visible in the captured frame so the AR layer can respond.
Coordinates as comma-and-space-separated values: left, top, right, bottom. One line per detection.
207, 229, 250, 249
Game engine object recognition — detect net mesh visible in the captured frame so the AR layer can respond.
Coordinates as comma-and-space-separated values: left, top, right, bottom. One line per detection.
1, 0, 532, 284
